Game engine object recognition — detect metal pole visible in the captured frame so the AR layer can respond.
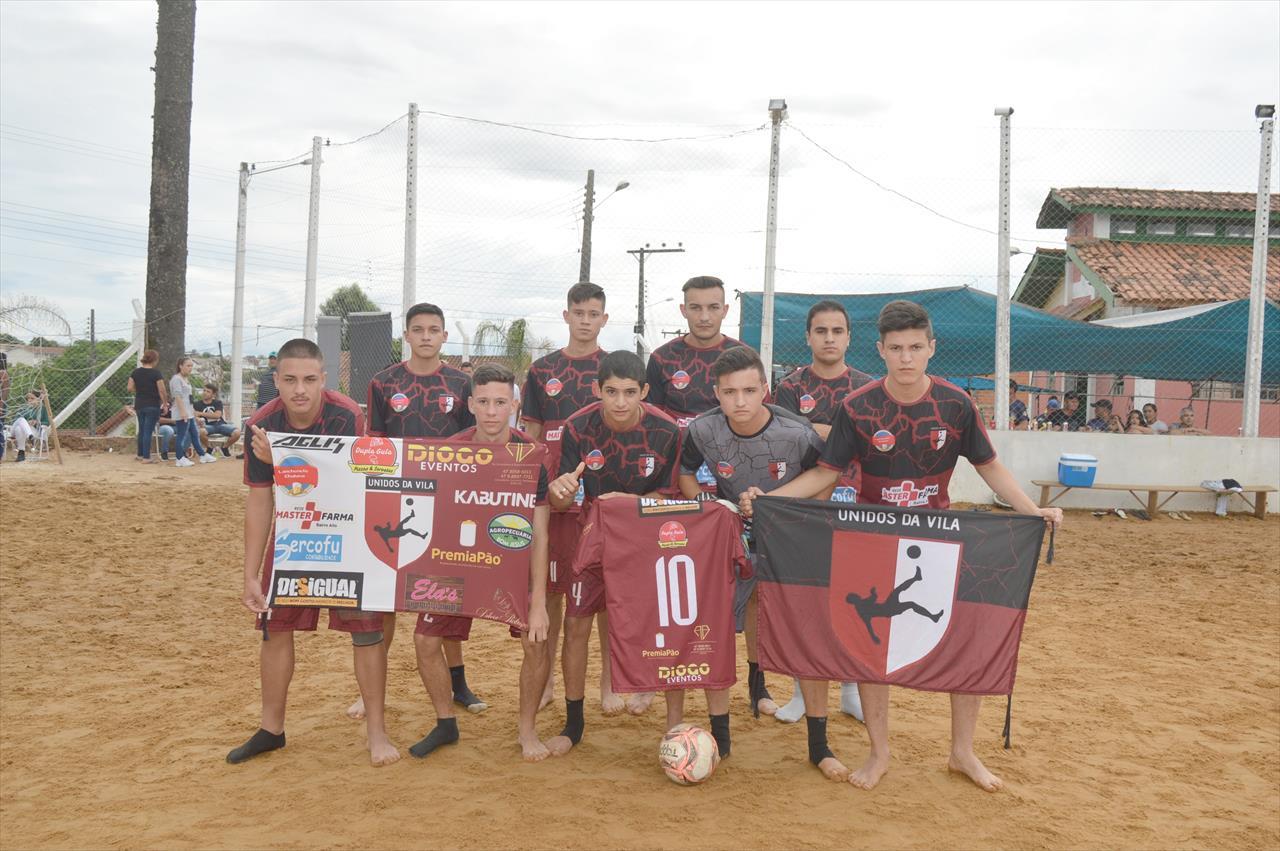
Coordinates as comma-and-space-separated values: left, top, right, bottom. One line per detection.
403, 103, 418, 325
87, 309, 96, 433
303, 135, 323, 341
579, 169, 595, 283
761, 99, 787, 384
994, 107, 1014, 430
231, 162, 249, 427
1242, 105, 1275, 438
635, 248, 645, 355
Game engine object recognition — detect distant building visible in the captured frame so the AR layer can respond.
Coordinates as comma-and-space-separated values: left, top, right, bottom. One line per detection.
0, 343, 67, 367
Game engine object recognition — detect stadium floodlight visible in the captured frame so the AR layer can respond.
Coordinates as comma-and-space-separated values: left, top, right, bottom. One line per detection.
1257, 104, 1276, 119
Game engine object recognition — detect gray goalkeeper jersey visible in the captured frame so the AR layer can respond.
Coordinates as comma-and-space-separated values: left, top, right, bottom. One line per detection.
682, 404, 823, 504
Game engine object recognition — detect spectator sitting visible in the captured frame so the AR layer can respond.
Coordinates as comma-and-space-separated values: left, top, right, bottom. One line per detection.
1087, 399, 1114, 431
1105, 414, 1125, 433
9, 389, 48, 462
1170, 406, 1212, 436
0, 352, 8, 462
1062, 390, 1087, 431
255, 352, 278, 408
1035, 396, 1062, 429
1142, 403, 1169, 434
156, 402, 179, 461
1008, 379, 1029, 428
194, 385, 241, 457
1125, 409, 1153, 434
460, 360, 473, 375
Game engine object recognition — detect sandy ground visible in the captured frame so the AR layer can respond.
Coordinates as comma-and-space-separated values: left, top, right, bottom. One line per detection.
0, 450, 1277, 850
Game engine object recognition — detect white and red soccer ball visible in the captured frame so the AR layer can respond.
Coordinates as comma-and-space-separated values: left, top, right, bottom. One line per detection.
658, 723, 719, 785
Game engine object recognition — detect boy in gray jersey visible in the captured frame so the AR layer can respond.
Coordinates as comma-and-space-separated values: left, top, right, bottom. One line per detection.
678, 345, 827, 719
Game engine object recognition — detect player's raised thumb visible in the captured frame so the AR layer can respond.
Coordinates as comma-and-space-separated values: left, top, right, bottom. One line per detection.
574, 461, 586, 478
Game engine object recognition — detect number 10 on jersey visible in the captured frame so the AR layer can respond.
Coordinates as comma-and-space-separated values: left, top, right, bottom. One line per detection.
655, 556, 698, 645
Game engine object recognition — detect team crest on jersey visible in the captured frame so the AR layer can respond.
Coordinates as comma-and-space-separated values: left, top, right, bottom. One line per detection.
658, 521, 688, 549
716, 460, 735, 477
769, 459, 787, 480
585, 449, 605, 470
872, 429, 896, 452
545, 377, 563, 397
438, 394, 456, 413
799, 394, 817, 414
671, 370, 691, 390
930, 427, 948, 450
640, 454, 656, 476
389, 392, 410, 413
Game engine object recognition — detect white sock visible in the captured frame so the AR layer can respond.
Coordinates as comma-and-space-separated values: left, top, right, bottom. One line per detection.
840, 682, 864, 723
774, 678, 806, 723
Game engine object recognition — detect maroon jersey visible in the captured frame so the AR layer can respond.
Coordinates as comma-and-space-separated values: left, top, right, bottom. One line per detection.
572, 498, 750, 692
821, 377, 996, 509
522, 347, 605, 488
367, 361, 473, 438
645, 335, 746, 426
558, 401, 682, 502
774, 365, 873, 498
449, 425, 550, 505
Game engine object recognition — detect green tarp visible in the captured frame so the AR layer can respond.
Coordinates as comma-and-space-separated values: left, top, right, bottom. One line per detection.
738, 286, 1279, 383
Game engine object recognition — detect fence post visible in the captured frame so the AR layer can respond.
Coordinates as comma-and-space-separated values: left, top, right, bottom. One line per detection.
87, 309, 96, 434
761, 99, 787, 382
994, 107, 1014, 430
231, 162, 249, 427
403, 103, 418, 327
303, 135, 323, 341
1242, 104, 1274, 438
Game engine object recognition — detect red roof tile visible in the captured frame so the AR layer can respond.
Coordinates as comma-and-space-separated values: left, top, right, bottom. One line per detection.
1071, 240, 1280, 306
1045, 295, 1103, 319
1053, 187, 1274, 212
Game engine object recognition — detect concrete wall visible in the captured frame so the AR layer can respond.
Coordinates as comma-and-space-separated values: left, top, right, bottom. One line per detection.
949, 430, 1280, 513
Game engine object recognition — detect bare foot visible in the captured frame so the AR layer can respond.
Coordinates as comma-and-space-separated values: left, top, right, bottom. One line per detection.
756, 696, 778, 717
368, 733, 401, 767
849, 752, 890, 790
625, 692, 655, 715
519, 733, 551, 762
601, 690, 625, 716
347, 696, 366, 720
948, 751, 1003, 792
546, 735, 574, 756
817, 756, 850, 781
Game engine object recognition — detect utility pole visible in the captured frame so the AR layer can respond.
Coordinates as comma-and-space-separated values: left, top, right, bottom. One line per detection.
231, 161, 248, 426
403, 102, 419, 321
627, 243, 685, 356
87, 309, 96, 433
994, 107, 1014, 430
760, 98, 787, 381
579, 169, 596, 283
303, 135, 323, 340
1242, 104, 1275, 438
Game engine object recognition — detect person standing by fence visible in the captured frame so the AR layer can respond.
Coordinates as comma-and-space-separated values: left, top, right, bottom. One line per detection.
128, 349, 168, 463
170, 357, 214, 467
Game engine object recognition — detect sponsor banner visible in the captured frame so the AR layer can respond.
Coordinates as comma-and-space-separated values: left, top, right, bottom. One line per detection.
753, 496, 1045, 696
267, 434, 545, 630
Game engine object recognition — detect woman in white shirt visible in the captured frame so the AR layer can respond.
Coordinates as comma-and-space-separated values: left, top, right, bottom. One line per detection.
169, 357, 215, 467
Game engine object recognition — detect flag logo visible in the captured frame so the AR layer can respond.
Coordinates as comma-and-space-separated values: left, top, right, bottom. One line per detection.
799, 394, 817, 414
871, 429, 895, 452
716, 460, 735, 477
671, 370, 691, 390
585, 449, 605, 470
545, 377, 563, 397
390, 392, 410, 413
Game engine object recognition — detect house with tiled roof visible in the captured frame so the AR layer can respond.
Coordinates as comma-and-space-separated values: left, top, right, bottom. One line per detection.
1013, 187, 1279, 436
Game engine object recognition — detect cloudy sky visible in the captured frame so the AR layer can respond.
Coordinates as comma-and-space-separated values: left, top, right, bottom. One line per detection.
1, 0, 1277, 358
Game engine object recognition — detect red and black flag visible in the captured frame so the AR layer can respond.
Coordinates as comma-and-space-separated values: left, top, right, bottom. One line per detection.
754, 496, 1045, 695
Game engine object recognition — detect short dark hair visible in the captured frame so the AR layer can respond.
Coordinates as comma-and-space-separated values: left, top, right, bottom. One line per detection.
1094, 399, 1113, 409
712, 345, 767, 385
276, 337, 324, 364
202, 384, 218, 396
1143, 402, 1158, 413
807, 299, 849, 333
568, 282, 606, 309
460, 360, 472, 368
1009, 378, 1018, 392
1064, 390, 1079, 401
471, 363, 514, 390
682, 275, 725, 296
877, 300, 933, 339
598, 350, 646, 386
406, 302, 444, 328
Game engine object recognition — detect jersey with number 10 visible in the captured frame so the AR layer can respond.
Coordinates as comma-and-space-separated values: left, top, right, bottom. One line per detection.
572, 498, 750, 693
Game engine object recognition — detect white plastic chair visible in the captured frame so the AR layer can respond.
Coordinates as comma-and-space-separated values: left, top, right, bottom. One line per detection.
34, 424, 49, 460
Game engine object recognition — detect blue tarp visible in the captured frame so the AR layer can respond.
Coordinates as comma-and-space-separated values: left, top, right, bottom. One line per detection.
739, 287, 1279, 383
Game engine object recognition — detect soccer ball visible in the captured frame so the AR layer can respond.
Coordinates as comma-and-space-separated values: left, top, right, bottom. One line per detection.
658, 723, 720, 785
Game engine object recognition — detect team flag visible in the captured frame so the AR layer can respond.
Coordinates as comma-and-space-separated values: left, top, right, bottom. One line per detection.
753, 496, 1045, 695
267, 433, 544, 631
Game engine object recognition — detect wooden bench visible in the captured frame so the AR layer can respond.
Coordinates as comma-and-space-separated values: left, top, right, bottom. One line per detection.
1032, 480, 1277, 519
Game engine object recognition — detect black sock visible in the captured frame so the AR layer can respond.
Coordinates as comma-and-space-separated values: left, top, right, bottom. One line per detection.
559, 698, 585, 745
409, 717, 459, 758
709, 713, 730, 759
226, 728, 285, 764
806, 715, 835, 766
450, 665, 480, 704
748, 663, 772, 718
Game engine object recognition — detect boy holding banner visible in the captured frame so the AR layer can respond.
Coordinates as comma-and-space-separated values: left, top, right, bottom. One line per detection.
229, 338, 400, 768
741, 300, 1062, 792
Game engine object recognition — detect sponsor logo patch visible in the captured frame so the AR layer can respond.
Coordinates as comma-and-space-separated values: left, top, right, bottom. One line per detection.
637, 498, 702, 517
671, 370, 691, 390
274, 455, 318, 496
349, 436, 398, 475
270, 435, 345, 454
404, 573, 464, 613
545, 377, 563, 397
275, 501, 354, 530
585, 449, 605, 471
658, 521, 688, 549
881, 480, 940, 508
488, 513, 534, 550
389, 392, 410, 413
657, 662, 711, 683
716, 460, 735, 478
799, 394, 817, 414
274, 531, 343, 563
872, 429, 896, 452
270, 569, 361, 608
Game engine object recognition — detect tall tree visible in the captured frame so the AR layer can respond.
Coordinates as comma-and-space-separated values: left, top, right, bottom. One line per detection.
319, 283, 379, 350
144, 0, 197, 373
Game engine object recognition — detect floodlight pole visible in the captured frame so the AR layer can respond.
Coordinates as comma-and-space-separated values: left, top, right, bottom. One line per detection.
303, 135, 323, 341
994, 107, 1014, 430
403, 103, 419, 327
1242, 105, 1274, 438
760, 98, 787, 385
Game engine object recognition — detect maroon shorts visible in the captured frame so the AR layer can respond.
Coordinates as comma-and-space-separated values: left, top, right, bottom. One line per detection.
547, 512, 581, 595
255, 606, 383, 635
414, 611, 472, 641
565, 569, 605, 618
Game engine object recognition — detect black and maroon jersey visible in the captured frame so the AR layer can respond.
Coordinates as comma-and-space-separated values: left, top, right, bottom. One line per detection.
522, 347, 605, 485
449, 425, 549, 505
244, 390, 363, 488
573, 497, 750, 692
821, 377, 996, 510
774, 365, 874, 500
367, 362, 474, 439
558, 401, 681, 502
645, 335, 746, 426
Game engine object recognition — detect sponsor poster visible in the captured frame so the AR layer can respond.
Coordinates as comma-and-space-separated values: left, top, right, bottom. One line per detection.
267, 433, 545, 631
